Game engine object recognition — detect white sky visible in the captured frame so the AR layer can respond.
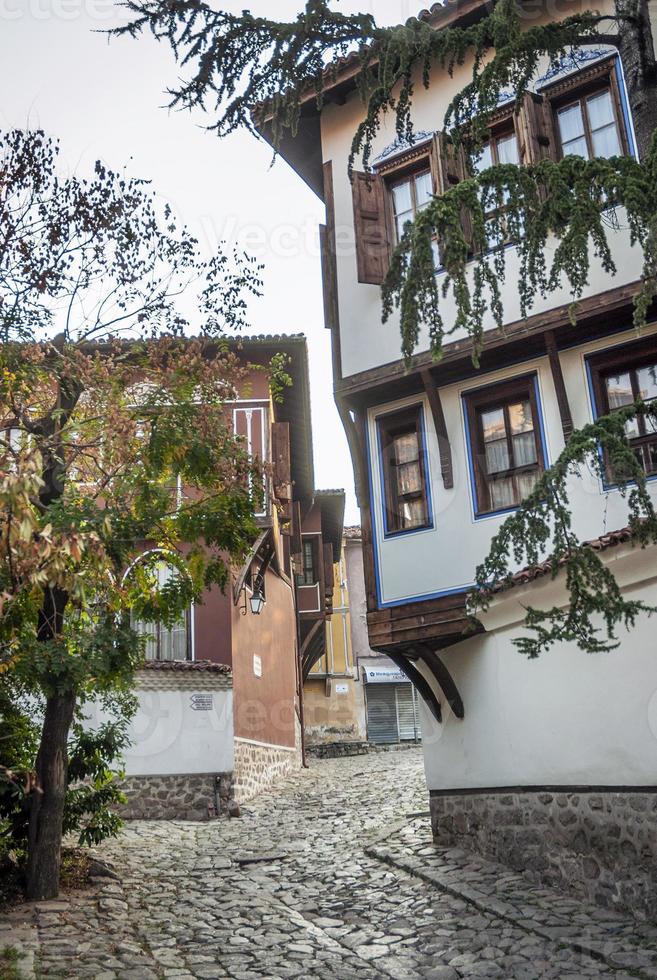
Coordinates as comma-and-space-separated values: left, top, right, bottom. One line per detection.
1, 0, 421, 523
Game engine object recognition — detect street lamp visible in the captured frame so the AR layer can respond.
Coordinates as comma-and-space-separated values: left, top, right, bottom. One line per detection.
249, 591, 266, 616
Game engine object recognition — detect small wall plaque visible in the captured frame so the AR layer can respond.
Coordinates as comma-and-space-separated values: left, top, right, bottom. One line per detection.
190, 694, 213, 712
335, 683, 349, 695
253, 654, 263, 678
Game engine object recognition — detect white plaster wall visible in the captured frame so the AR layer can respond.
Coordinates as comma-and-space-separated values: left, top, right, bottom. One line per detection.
319, 0, 632, 380
420, 573, 657, 791
367, 323, 657, 607
86, 687, 234, 777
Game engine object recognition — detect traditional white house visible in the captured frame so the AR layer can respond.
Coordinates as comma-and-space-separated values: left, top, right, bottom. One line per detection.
258, 0, 657, 917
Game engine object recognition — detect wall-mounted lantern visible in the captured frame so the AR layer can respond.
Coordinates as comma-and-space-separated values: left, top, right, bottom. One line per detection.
249, 590, 266, 616
241, 587, 266, 616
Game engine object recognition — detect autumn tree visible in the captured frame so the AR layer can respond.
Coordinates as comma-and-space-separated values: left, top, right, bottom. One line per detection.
0, 128, 263, 900
113, 0, 657, 655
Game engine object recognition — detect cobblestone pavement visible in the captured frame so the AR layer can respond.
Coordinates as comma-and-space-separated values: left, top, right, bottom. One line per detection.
4, 749, 657, 979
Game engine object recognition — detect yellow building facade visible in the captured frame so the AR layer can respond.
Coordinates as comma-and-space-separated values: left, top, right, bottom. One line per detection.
302, 542, 367, 745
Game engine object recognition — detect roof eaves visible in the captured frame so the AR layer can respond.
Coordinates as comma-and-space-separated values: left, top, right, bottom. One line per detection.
484, 527, 638, 596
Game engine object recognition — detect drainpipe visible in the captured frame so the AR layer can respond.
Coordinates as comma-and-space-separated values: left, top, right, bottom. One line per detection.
295, 600, 308, 768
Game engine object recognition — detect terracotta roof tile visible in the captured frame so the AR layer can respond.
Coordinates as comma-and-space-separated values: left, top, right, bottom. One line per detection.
486, 527, 636, 596
140, 660, 232, 674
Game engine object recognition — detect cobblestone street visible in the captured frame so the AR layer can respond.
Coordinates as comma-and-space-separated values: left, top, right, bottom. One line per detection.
4, 749, 657, 980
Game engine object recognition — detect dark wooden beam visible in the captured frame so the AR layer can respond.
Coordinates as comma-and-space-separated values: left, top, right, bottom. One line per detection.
420, 369, 454, 490
413, 644, 465, 720
354, 411, 379, 615
337, 400, 367, 507
545, 330, 574, 442
385, 651, 442, 724
335, 280, 642, 401
301, 618, 326, 680
232, 529, 271, 605
320, 161, 340, 336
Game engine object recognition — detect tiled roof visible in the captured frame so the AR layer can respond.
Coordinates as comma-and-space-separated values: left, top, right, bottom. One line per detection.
140, 660, 232, 674
417, 1, 461, 21
229, 333, 306, 345
486, 527, 637, 595
344, 525, 362, 540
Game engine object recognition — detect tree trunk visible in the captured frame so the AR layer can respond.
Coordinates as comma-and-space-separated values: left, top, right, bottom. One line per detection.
25, 581, 73, 901
616, 0, 657, 160
25, 689, 76, 901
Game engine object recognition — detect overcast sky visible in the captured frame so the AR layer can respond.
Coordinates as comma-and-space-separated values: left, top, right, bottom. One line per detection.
1, 0, 421, 523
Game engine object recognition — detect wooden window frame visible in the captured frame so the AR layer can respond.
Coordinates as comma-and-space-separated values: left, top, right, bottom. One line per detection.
299, 537, 318, 586
464, 374, 546, 518
377, 148, 435, 251
139, 608, 192, 664
474, 115, 521, 251
587, 336, 657, 481
543, 57, 630, 160
377, 404, 432, 536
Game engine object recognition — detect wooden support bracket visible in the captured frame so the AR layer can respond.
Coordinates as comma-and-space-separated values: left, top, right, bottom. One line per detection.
420, 369, 454, 490
414, 644, 465, 720
386, 651, 442, 724
545, 331, 574, 443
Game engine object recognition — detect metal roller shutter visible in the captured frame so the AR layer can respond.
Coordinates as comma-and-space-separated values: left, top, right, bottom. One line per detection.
365, 685, 398, 744
395, 684, 420, 742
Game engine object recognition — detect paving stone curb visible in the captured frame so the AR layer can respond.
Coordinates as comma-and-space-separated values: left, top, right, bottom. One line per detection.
366, 821, 657, 979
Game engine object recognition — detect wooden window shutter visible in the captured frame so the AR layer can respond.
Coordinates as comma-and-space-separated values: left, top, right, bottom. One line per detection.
431, 132, 470, 195
323, 543, 334, 610
320, 161, 340, 332
430, 132, 473, 249
271, 422, 292, 528
292, 500, 302, 559
352, 171, 390, 285
517, 92, 558, 165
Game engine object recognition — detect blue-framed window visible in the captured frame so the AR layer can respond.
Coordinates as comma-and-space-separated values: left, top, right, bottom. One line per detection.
586, 336, 657, 487
376, 404, 434, 538
463, 373, 548, 520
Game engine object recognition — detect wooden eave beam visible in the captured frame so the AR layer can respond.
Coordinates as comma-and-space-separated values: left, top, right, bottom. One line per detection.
545, 330, 574, 442
335, 281, 644, 401
413, 644, 465, 720
385, 651, 442, 724
420, 369, 454, 490
232, 529, 271, 605
301, 618, 327, 680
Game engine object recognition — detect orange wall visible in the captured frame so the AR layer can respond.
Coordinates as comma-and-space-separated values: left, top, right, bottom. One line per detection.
231, 568, 298, 748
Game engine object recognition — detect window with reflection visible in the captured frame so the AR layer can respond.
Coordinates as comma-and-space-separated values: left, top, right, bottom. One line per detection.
589, 340, 657, 479
389, 168, 440, 266
378, 405, 431, 535
473, 128, 520, 248
298, 538, 317, 586
464, 376, 545, 516
556, 88, 623, 160
130, 558, 192, 662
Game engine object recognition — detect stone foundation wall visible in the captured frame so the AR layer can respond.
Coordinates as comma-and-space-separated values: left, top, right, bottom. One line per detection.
430, 788, 657, 920
120, 772, 234, 821
233, 738, 301, 803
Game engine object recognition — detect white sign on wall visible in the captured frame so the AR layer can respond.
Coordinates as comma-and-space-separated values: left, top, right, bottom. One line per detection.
253, 654, 262, 678
190, 694, 213, 712
335, 683, 349, 695
364, 665, 408, 684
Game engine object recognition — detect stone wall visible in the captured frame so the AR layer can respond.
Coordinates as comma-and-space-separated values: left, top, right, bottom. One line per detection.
120, 771, 234, 821
430, 788, 657, 920
233, 738, 301, 803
